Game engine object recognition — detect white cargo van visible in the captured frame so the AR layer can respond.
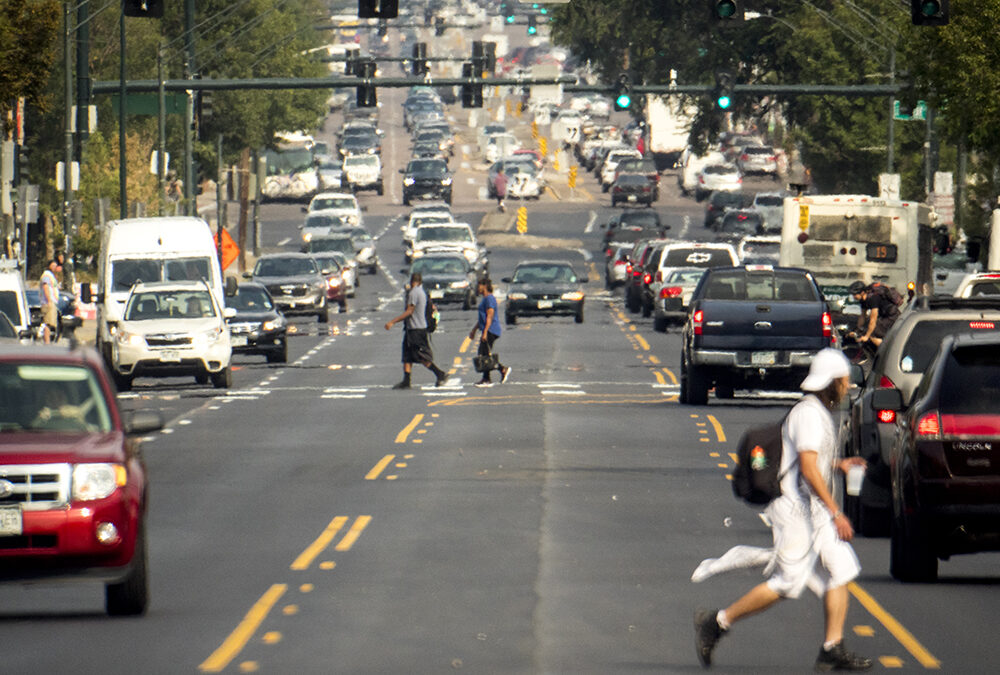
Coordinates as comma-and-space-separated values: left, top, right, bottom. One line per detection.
0, 262, 32, 339
89, 217, 229, 364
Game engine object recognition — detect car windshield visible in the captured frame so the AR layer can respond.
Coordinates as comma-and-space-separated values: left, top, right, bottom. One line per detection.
0, 312, 16, 338
305, 214, 346, 229
0, 292, 20, 325
512, 264, 577, 284
319, 161, 342, 171
899, 320, 1000, 375
702, 270, 816, 301
229, 286, 274, 312
938, 344, 1000, 414
264, 147, 313, 176
704, 164, 736, 175
125, 289, 216, 320
408, 160, 446, 175
312, 255, 343, 273
0, 363, 112, 433
721, 213, 763, 234
667, 269, 706, 285
111, 257, 213, 292
345, 155, 379, 168
311, 197, 356, 210
254, 257, 318, 277
416, 226, 473, 243
350, 229, 373, 245
308, 238, 354, 255
754, 195, 784, 207
413, 257, 468, 276
617, 174, 648, 185
712, 192, 744, 206
620, 212, 660, 227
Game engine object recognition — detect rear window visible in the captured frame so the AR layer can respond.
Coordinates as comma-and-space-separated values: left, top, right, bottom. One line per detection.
754, 195, 784, 207
938, 344, 1000, 413
899, 319, 1000, 374
702, 270, 817, 302
663, 248, 736, 268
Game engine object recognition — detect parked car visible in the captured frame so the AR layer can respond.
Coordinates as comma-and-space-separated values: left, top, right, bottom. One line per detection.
409, 253, 477, 310
874, 332, 1000, 582
695, 164, 743, 202
0, 343, 162, 614
845, 296, 1000, 536
610, 173, 656, 207
247, 253, 329, 323
503, 261, 587, 325
111, 281, 234, 391
401, 158, 453, 206
226, 282, 288, 363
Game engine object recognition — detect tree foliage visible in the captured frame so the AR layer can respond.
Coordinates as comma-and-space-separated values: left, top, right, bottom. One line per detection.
0, 0, 60, 113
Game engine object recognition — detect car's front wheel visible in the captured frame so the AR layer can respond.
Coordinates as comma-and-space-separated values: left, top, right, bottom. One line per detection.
890, 470, 938, 582
211, 365, 232, 389
105, 525, 149, 616
505, 312, 517, 325
267, 341, 288, 364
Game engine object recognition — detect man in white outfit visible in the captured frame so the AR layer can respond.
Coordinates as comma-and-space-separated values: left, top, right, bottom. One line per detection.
694, 348, 872, 672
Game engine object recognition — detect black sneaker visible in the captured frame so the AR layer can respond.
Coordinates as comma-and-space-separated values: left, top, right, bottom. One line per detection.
814, 641, 872, 672
694, 609, 724, 668
392, 381, 411, 390
435, 375, 449, 387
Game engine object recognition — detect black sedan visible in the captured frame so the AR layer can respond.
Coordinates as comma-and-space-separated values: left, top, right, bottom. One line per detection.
502, 261, 588, 325
409, 253, 477, 310
610, 173, 656, 207
401, 158, 452, 206
226, 282, 288, 363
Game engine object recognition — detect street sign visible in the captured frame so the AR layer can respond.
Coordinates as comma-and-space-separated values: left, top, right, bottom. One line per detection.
217, 226, 240, 271
797, 204, 810, 231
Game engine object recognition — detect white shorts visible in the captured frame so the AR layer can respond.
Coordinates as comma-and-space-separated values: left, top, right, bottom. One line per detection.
764, 495, 861, 599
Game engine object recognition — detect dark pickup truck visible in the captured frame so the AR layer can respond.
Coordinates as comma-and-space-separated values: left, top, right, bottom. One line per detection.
680, 265, 835, 405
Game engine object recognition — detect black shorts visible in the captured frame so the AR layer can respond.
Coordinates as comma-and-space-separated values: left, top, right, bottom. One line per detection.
873, 316, 895, 340
401, 329, 433, 364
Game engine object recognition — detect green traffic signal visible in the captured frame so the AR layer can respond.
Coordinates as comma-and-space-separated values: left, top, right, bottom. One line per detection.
716, 95, 732, 110
713, 1, 738, 19
527, 17, 537, 35
616, 93, 632, 110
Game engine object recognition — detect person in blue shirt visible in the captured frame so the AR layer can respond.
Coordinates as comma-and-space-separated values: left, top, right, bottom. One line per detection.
468, 277, 510, 387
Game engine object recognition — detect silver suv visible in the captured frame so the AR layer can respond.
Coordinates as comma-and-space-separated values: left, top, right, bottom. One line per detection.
845, 296, 1000, 535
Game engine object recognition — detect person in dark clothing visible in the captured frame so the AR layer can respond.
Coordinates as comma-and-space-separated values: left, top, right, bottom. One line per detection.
384, 272, 448, 389
468, 277, 510, 387
847, 280, 900, 348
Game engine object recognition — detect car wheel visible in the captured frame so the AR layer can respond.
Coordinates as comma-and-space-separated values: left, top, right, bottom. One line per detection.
195, 373, 209, 385
339, 299, 348, 312
653, 316, 668, 332
317, 307, 329, 323
211, 365, 232, 389
267, 340, 288, 364
463, 293, 473, 311
611, 198, 617, 207
114, 372, 133, 392
505, 312, 516, 325
890, 508, 938, 583
575, 307, 584, 323
105, 524, 149, 616
601, 183, 609, 193
641, 300, 652, 318
377, 184, 384, 196
683, 361, 710, 406
402, 196, 410, 206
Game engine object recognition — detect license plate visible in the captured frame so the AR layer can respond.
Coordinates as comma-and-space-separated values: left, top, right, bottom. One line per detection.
751, 351, 776, 366
0, 505, 23, 536
537, 300, 554, 309
231, 336, 248, 347
430, 290, 444, 299
159, 350, 181, 362
628, 195, 637, 202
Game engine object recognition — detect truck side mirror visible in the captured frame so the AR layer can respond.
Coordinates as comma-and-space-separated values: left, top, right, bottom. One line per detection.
80, 282, 93, 304
225, 276, 238, 297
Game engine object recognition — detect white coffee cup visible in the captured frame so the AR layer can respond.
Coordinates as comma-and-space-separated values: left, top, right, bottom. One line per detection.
846, 465, 865, 496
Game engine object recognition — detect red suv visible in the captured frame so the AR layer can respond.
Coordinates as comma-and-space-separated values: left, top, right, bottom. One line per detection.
0, 344, 161, 614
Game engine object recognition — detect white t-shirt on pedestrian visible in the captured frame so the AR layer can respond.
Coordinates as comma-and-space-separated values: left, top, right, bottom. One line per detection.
778, 394, 836, 504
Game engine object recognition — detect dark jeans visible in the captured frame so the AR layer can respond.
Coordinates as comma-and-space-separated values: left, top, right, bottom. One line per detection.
478, 332, 505, 381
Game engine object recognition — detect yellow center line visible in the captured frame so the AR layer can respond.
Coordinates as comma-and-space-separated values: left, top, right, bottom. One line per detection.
334, 515, 372, 551
199, 583, 287, 673
648, 355, 660, 365
706, 414, 727, 443
848, 582, 941, 669
365, 454, 395, 480
459, 336, 472, 354
635, 334, 650, 351
290, 516, 348, 571
652, 370, 666, 386
395, 414, 425, 443
662, 367, 678, 385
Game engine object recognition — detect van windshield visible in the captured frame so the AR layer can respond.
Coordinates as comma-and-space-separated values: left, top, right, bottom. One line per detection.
111, 257, 214, 292
0, 291, 22, 325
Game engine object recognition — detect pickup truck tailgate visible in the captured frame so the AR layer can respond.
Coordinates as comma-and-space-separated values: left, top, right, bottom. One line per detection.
696, 299, 828, 350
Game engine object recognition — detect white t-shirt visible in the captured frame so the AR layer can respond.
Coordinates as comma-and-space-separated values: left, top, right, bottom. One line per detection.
778, 394, 837, 504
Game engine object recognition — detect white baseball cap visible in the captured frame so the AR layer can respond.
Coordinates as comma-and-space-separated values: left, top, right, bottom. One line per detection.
800, 348, 851, 391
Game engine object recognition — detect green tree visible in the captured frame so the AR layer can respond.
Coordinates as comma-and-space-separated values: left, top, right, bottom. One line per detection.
0, 0, 60, 112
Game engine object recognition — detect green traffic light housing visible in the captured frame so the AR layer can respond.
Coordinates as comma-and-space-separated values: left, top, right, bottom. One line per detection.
911, 0, 949, 25
713, 70, 735, 111
711, 1, 741, 20
613, 73, 633, 111
527, 16, 537, 35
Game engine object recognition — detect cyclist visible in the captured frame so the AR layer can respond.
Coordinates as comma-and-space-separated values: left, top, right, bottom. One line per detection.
847, 280, 901, 349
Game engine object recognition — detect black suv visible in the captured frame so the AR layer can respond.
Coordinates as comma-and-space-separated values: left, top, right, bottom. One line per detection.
400, 158, 452, 206
845, 297, 1000, 536
873, 332, 1000, 582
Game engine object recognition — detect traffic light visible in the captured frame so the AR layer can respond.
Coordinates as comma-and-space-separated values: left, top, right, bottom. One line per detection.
501, 1, 515, 24
198, 90, 213, 124
527, 16, 537, 35
412, 42, 428, 76
710, 1, 741, 20
461, 62, 483, 109
613, 73, 632, 111
122, 0, 164, 18
376, 19, 387, 37
356, 59, 377, 108
911, 0, 949, 25
483, 42, 497, 74
434, 17, 445, 36
714, 71, 734, 110
358, 0, 398, 19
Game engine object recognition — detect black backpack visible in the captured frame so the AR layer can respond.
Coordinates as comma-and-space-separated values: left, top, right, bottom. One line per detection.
424, 296, 437, 333
732, 415, 789, 506
870, 282, 905, 308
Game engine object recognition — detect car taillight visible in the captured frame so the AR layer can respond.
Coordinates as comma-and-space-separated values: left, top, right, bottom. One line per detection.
916, 411, 941, 437
740, 153, 749, 161
969, 321, 995, 329
821, 312, 832, 339
877, 409, 896, 424
660, 286, 683, 298
693, 309, 704, 335
878, 375, 895, 388
643, 273, 652, 285
625, 263, 633, 274
632, 269, 643, 278
614, 260, 628, 267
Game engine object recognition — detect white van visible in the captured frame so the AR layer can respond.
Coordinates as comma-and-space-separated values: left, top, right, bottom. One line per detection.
88, 217, 229, 364
0, 263, 32, 339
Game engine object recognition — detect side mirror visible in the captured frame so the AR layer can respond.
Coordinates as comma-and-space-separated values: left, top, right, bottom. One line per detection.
225, 276, 238, 297
242, 271, 253, 280
123, 410, 164, 435
223, 307, 237, 319
501, 277, 511, 283
870, 388, 903, 412
580, 276, 590, 283
80, 282, 93, 304
301, 206, 308, 213
849, 364, 865, 388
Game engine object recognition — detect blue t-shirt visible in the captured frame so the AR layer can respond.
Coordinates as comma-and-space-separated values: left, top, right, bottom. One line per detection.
478, 294, 502, 336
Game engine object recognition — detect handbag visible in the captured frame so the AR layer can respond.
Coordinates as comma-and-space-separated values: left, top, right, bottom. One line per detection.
473, 350, 499, 373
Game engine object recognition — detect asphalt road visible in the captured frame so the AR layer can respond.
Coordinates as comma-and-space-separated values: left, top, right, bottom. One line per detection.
6, 33, 1000, 675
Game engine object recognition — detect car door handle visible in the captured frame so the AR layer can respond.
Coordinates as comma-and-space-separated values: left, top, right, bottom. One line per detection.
755, 321, 772, 330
